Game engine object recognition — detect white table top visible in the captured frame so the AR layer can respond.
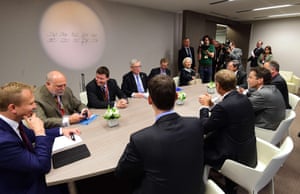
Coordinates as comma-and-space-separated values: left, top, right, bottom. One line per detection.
46, 82, 215, 186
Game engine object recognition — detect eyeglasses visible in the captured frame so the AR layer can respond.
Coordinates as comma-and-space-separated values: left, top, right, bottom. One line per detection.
131, 65, 142, 68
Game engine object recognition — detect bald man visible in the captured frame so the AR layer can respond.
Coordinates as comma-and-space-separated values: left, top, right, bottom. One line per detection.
35, 71, 91, 128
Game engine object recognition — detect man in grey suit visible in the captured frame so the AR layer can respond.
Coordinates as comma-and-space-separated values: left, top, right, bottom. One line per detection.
247, 66, 286, 130
35, 71, 92, 128
116, 75, 205, 194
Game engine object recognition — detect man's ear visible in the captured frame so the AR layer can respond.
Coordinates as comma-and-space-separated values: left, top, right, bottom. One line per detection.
8, 103, 17, 114
175, 92, 178, 100
148, 95, 153, 105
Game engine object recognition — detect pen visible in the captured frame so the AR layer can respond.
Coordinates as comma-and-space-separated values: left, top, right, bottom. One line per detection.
70, 133, 76, 141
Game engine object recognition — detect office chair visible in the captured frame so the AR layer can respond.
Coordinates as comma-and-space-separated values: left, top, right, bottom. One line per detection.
255, 109, 296, 146
288, 92, 300, 110
205, 179, 225, 194
220, 136, 294, 194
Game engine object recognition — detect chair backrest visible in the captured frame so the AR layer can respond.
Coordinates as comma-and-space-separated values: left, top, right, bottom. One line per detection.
255, 110, 296, 145
255, 136, 294, 192
288, 92, 300, 110
80, 91, 88, 105
205, 179, 225, 194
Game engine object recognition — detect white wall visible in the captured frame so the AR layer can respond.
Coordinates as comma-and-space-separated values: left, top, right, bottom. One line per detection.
0, 0, 175, 96
249, 17, 300, 76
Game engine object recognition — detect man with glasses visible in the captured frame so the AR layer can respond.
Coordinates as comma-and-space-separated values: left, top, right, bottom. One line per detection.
35, 71, 91, 128
121, 59, 148, 98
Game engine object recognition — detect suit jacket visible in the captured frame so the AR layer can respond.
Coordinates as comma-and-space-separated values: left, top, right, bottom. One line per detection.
115, 113, 205, 194
121, 72, 148, 97
86, 78, 127, 109
248, 85, 286, 130
200, 91, 257, 170
179, 68, 195, 86
248, 47, 264, 67
148, 67, 171, 81
272, 74, 291, 109
236, 70, 248, 89
34, 85, 87, 128
178, 46, 195, 71
0, 118, 60, 194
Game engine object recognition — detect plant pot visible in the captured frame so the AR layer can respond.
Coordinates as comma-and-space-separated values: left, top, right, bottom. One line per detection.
207, 87, 215, 94
107, 119, 119, 127
176, 99, 185, 105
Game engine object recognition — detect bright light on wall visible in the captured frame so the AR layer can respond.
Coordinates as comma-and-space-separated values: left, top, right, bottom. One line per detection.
39, 1, 105, 70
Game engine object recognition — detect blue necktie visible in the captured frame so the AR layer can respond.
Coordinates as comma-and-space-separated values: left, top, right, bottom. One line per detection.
135, 75, 144, 93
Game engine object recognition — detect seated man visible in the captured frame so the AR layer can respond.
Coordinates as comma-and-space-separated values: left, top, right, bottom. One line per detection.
0, 81, 80, 194
35, 71, 91, 128
86, 66, 128, 109
227, 60, 247, 89
148, 57, 171, 80
199, 69, 257, 194
264, 60, 291, 109
116, 75, 205, 194
247, 66, 286, 130
121, 59, 148, 98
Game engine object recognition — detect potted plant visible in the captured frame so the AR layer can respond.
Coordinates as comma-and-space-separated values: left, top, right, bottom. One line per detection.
176, 91, 186, 105
207, 81, 216, 94
103, 106, 120, 127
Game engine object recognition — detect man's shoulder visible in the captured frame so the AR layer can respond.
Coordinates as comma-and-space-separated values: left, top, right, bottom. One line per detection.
122, 72, 132, 79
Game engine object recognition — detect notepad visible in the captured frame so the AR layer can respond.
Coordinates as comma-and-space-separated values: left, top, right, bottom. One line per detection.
52, 134, 82, 153
79, 114, 99, 125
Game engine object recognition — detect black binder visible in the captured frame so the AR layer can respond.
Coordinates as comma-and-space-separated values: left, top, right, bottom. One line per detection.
52, 144, 91, 169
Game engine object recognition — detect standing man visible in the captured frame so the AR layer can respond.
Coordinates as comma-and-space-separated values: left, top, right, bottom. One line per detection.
178, 37, 195, 71
247, 67, 286, 130
248, 40, 264, 68
264, 61, 291, 109
227, 41, 243, 66
121, 59, 148, 98
0, 82, 80, 194
116, 75, 205, 194
86, 66, 128, 109
197, 35, 215, 83
35, 71, 91, 128
148, 58, 171, 80
199, 69, 257, 193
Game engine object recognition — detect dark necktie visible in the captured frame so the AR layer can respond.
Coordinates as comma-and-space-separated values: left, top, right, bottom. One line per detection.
18, 122, 34, 152
55, 95, 65, 116
101, 86, 109, 102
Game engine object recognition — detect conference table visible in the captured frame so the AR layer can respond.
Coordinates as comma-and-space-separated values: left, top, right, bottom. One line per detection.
46, 81, 216, 193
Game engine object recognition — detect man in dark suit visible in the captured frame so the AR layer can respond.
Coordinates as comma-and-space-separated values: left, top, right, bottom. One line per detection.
116, 75, 205, 194
86, 66, 128, 109
248, 40, 264, 67
121, 59, 148, 98
247, 66, 286, 130
264, 60, 291, 109
148, 58, 171, 80
227, 60, 248, 89
35, 71, 92, 128
0, 82, 80, 194
199, 69, 257, 193
178, 37, 195, 71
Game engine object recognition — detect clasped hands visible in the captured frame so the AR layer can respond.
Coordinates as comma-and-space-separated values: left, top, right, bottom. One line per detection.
198, 93, 214, 107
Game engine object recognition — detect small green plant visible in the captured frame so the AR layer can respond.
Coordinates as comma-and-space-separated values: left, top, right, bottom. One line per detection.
177, 91, 186, 101
103, 106, 120, 120
207, 81, 215, 88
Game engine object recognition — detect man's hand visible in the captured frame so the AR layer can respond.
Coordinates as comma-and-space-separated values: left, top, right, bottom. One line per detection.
198, 93, 213, 107
116, 99, 128, 108
62, 127, 81, 138
24, 113, 46, 136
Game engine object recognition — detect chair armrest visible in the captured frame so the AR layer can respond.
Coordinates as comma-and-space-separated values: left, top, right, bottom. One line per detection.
292, 75, 300, 91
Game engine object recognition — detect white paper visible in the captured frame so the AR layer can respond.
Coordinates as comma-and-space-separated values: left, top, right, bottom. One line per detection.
52, 135, 82, 153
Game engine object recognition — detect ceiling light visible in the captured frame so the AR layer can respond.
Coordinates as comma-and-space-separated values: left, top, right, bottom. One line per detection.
268, 13, 300, 18
253, 4, 292, 11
